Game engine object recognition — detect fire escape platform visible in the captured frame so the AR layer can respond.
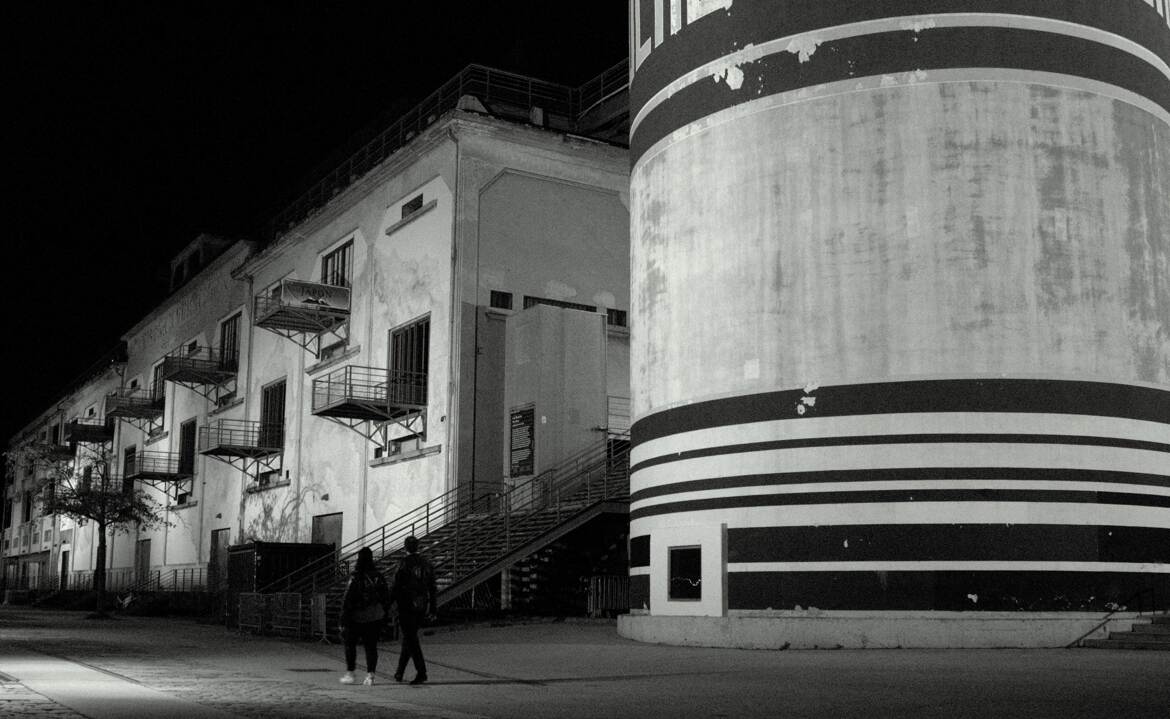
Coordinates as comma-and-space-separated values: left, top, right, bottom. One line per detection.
254, 305, 349, 334
64, 419, 115, 444
161, 357, 237, 387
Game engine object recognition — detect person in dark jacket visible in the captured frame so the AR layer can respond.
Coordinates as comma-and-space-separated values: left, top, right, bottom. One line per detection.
339, 546, 391, 685
390, 535, 437, 684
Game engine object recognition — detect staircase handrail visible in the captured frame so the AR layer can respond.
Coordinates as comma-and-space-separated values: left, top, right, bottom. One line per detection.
1065, 586, 1161, 648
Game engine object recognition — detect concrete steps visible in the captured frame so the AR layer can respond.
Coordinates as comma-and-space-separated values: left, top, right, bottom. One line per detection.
1082, 615, 1170, 650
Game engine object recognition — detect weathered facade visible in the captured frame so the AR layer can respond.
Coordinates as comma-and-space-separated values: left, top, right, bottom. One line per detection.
623, 1, 1170, 647
6, 66, 631, 603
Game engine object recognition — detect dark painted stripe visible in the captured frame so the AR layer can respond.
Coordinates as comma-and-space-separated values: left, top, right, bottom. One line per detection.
727, 524, 1170, 564
631, 27, 1170, 163
630, 489, 1170, 520
630, 379, 1170, 447
630, 534, 650, 567
630, 433, 1170, 474
728, 570, 1170, 611
630, 468, 1170, 503
631, 0, 1170, 116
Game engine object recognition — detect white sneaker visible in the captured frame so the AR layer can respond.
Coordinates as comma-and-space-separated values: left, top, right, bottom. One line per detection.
363, 673, 375, 686
339, 672, 355, 684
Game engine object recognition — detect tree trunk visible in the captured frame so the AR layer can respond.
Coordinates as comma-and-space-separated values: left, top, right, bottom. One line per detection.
94, 521, 107, 613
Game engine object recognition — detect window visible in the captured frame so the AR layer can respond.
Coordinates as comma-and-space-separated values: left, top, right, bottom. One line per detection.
401, 194, 424, 219
130, 378, 139, 389
668, 546, 702, 601
151, 364, 165, 401
319, 338, 347, 362
321, 241, 353, 288
219, 313, 241, 370
179, 419, 197, 475
80, 466, 93, 492
86, 406, 96, 417
22, 491, 33, 523
606, 309, 628, 328
259, 380, 287, 450
123, 446, 137, 478
523, 296, 597, 313
489, 290, 513, 310
186, 340, 199, 355
390, 316, 430, 406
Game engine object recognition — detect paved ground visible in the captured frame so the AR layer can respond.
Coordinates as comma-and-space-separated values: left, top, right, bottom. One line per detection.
1, 606, 1167, 718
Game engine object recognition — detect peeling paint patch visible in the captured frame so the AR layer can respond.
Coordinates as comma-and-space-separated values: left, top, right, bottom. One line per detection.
900, 18, 938, 35
785, 35, 823, 64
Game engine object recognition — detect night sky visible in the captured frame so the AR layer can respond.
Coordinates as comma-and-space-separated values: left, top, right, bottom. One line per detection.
8, 2, 628, 444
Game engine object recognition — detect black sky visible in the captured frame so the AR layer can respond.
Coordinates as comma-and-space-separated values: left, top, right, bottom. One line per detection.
8, 2, 628, 443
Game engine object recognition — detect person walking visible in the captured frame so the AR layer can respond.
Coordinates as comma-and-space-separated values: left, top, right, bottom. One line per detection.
390, 535, 437, 684
339, 547, 391, 686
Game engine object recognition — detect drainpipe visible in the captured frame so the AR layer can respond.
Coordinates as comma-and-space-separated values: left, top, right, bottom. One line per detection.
238, 273, 256, 545
445, 126, 461, 503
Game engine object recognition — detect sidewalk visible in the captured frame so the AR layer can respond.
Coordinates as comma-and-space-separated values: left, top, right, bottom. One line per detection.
2, 606, 1168, 718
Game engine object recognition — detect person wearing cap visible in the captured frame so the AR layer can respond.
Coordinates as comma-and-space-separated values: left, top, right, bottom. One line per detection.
390, 535, 437, 684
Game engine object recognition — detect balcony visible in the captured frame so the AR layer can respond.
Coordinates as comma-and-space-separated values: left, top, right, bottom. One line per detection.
63, 417, 116, 445
312, 365, 427, 444
162, 345, 238, 386
123, 451, 193, 483
199, 419, 284, 458
254, 279, 350, 351
105, 386, 164, 434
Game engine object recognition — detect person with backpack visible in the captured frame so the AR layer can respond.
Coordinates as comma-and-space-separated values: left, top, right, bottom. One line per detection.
390, 535, 437, 684
339, 546, 391, 686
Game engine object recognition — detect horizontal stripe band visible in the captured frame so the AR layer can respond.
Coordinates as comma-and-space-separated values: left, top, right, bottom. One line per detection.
631, 379, 1170, 447
727, 524, 1170, 564
728, 561, 1170, 574
630, 469, 1170, 504
630, 433, 1170, 475
629, 490, 1170, 520
632, 12, 1170, 133
631, 27, 1170, 163
632, 1, 1170, 115
630, 502, 1170, 532
726, 570, 1170, 611
631, 410, 1170, 468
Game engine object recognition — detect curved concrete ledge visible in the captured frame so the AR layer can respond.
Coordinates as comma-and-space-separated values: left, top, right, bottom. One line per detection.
617, 611, 1147, 649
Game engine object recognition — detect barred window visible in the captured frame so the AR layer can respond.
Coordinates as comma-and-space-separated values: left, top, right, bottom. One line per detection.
321, 241, 354, 288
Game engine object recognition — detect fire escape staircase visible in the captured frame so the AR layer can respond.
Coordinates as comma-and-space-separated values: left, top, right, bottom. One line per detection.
256, 434, 631, 635
254, 279, 350, 358
311, 365, 427, 445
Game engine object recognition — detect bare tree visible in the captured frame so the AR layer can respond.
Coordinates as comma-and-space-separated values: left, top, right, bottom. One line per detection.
6, 440, 168, 614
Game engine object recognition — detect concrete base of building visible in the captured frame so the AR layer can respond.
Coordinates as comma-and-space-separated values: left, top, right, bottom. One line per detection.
617, 610, 1149, 649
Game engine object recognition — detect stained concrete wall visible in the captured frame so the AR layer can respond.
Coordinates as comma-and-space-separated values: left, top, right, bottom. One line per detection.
632, 83, 1170, 414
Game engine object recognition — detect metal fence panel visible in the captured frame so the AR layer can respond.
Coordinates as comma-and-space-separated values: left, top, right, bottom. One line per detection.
238, 592, 267, 634
270, 593, 302, 637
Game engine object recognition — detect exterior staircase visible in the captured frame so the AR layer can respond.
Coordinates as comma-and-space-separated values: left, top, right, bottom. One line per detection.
256, 434, 630, 636
1082, 614, 1170, 650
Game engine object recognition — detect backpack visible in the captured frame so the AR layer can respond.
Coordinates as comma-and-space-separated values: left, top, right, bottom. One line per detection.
350, 573, 384, 623
395, 555, 433, 614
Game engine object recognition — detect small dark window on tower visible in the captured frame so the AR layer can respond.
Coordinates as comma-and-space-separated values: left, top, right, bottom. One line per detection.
401, 194, 424, 219
606, 309, 628, 327
668, 546, 702, 601
187, 340, 199, 354
490, 291, 513, 310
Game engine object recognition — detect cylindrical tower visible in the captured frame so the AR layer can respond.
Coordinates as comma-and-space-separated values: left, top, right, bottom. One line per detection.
625, 1, 1170, 647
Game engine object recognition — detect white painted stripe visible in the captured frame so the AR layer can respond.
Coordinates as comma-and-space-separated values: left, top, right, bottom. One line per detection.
727, 561, 1170, 574
629, 566, 651, 576
629, 503, 1170, 532
632, 442, 1170, 491
633, 68, 1170, 172
630, 480, 1170, 511
631, 411, 1169, 465
630, 12, 1170, 134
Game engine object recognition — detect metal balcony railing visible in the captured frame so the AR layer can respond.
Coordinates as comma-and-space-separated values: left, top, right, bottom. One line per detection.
105, 385, 165, 419
199, 419, 284, 457
123, 451, 193, 481
253, 279, 351, 334
388, 369, 427, 408
161, 345, 239, 385
263, 59, 630, 244
63, 417, 115, 444
312, 365, 389, 420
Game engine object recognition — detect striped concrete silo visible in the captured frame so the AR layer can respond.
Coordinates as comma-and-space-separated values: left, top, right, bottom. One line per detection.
623, 1, 1170, 647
